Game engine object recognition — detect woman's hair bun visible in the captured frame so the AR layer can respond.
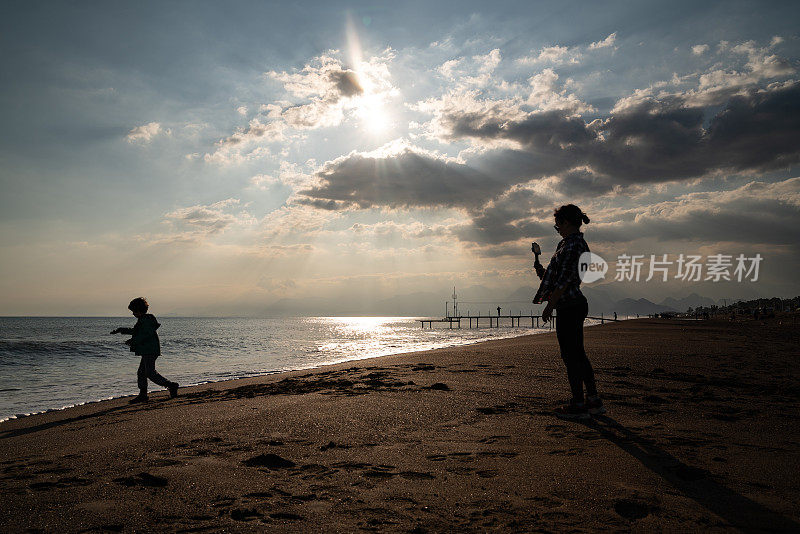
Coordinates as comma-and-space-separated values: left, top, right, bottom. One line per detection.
554, 204, 589, 226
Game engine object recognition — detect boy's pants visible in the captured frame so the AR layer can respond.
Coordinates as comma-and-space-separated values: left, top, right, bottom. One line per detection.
137, 355, 172, 393
555, 296, 598, 403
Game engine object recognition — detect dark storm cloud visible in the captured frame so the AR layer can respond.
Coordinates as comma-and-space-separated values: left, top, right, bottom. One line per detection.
448, 81, 800, 190
452, 186, 552, 245
704, 83, 800, 171
590, 179, 800, 247
297, 147, 518, 209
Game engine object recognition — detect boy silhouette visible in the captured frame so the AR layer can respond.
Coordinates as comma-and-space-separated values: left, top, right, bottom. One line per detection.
111, 297, 178, 403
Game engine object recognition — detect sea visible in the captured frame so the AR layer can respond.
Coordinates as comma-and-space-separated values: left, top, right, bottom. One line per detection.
0, 316, 593, 423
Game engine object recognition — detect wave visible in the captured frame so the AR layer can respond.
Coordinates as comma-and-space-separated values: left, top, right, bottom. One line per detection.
0, 340, 117, 357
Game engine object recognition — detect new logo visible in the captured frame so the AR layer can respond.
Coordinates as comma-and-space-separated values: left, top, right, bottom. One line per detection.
579, 252, 607, 283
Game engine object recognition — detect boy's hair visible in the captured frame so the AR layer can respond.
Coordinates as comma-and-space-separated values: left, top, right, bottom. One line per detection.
128, 297, 149, 314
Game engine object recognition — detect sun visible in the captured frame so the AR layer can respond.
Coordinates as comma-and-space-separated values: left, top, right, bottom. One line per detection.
346, 15, 395, 135
355, 92, 392, 133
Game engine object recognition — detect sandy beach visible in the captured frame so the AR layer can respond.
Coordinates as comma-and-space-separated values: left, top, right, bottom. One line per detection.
1, 317, 798, 532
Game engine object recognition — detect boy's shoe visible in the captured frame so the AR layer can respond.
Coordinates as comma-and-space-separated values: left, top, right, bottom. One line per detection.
128, 394, 148, 404
554, 402, 590, 420
168, 382, 179, 398
586, 395, 606, 415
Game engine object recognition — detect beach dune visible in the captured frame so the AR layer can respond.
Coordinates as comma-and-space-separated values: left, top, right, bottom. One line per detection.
1, 318, 798, 532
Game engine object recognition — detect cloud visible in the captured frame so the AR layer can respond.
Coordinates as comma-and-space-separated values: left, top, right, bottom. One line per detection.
258, 203, 342, 241
588, 32, 617, 50
269, 53, 364, 101
680, 40, 795, 107
519, 34, 616, 67
267, 50, 396, 130
204, 118, 284, 164
205, 49, 396, 163
296, 141, 510, 210
437, 58, 462, 78
518, 45, 580, 65
591, 177, 800, 247
163, 198, 255, 236
435, 49, 503, 89
126, 122, 162, 143
250, 161, 314, 190
268, 53, 366, 130
457, 175, 800, 252
451, 185, 552, 245
612, 39, 795, 111
437, 79, 800, 189
348, 220, 452, 242
526, 69, 594, 114
475, 48, 502, 73
691, 44, 709, 56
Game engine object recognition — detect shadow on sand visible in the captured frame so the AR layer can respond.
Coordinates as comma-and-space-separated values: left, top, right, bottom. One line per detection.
577, 415, 798, 532
0, 402, 150, 440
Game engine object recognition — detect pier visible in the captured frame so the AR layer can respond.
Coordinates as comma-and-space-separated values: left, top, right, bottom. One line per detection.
419, 314, 553, 329
421, 288, 622, 329
418, 314, 621, 329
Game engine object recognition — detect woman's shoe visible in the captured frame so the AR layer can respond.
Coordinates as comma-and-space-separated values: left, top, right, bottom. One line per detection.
586, 395, 606, 415
554, 402, 590, 420
168, 382, 179, 398
128, 394, 148, 404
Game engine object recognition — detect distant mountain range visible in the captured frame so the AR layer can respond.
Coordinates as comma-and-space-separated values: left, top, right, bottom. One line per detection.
163, 286, 724, 318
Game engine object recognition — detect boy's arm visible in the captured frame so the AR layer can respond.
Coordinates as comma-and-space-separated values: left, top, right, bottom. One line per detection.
111, 327, 135, 335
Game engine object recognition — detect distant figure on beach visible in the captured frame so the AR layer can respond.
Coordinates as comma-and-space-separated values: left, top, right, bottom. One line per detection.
497, 306, 501, 316
533, 204, 604, 420
614, 312, 617, 321
111, 297, 179, 403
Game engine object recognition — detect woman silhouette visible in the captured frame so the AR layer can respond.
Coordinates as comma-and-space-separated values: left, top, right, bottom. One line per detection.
534, 204, 604, 419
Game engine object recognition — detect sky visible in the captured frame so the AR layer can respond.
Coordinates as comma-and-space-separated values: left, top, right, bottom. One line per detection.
1, 0, 799, 316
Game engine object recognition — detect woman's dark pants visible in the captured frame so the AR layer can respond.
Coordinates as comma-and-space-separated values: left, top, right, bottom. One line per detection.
555, 297, 597, 403
137, 355, 171, 394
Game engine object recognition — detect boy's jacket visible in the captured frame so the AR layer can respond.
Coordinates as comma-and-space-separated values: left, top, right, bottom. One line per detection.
128, 314, 161, 356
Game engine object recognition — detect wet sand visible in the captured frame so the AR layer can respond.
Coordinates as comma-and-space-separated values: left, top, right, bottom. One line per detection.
1, 317, 799, 532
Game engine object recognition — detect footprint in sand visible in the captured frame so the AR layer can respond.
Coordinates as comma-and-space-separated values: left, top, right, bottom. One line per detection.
230, 508, 262, 521
613, 498, 658, 521
243, 491, 273, 499
477, 451, 518, 458
242, 454, 296, 469
477, 435, 511, 444
320, 440, 352, 451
